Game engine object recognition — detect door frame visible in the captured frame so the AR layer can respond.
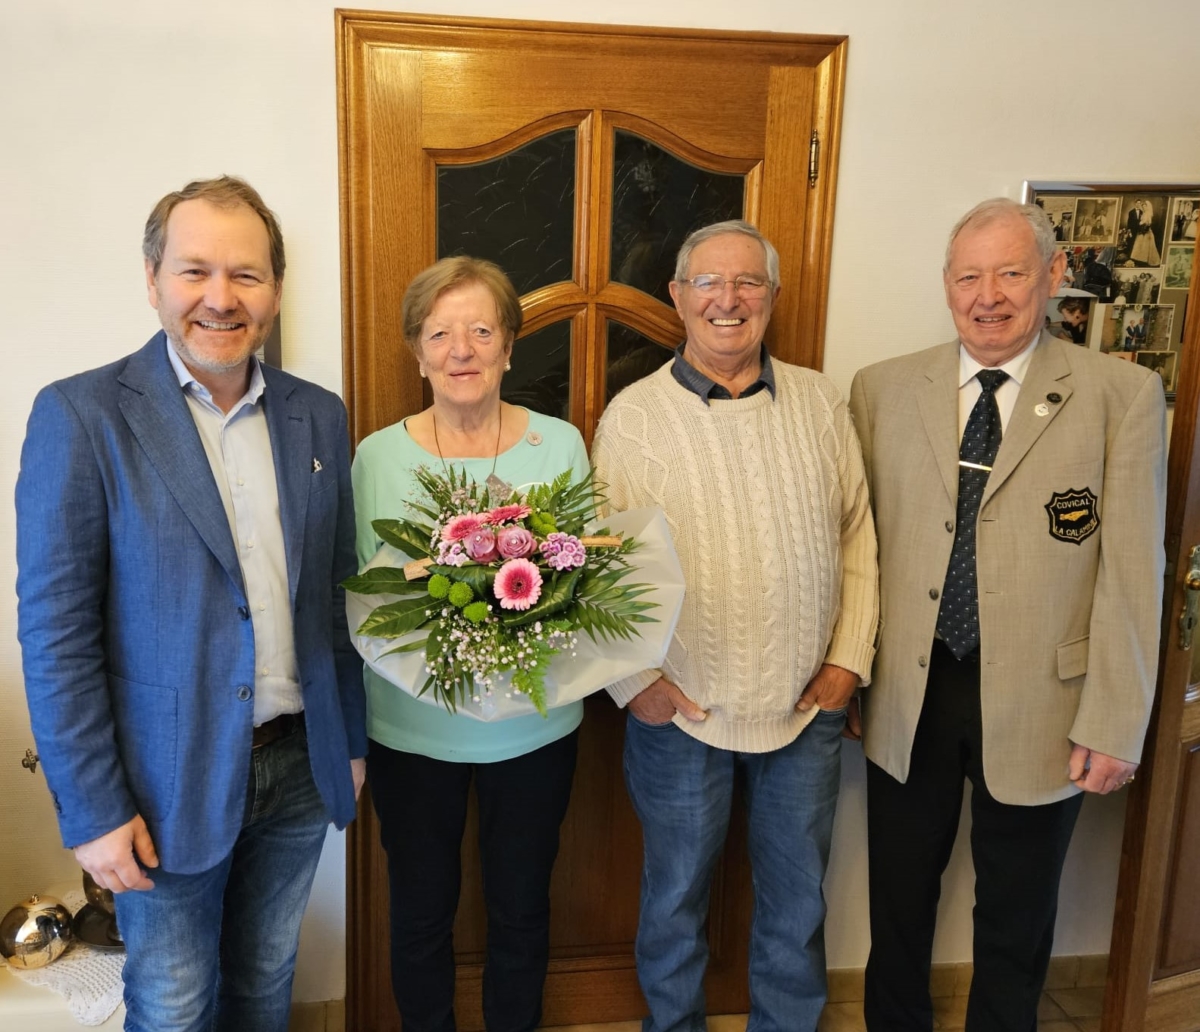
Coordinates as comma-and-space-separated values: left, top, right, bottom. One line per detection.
335, 11, 849, 1029
1104, 215, 1200, 1030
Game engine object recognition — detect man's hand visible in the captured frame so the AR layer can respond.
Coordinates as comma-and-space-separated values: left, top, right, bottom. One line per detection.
1068, 743, 1138, 795
351, 757, 367, 801
74, 815, 159, 893
628, 677, 706, 724
797, 663, 858, 714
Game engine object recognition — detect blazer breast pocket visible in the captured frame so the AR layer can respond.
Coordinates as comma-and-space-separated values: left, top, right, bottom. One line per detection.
108, 674, 178, 820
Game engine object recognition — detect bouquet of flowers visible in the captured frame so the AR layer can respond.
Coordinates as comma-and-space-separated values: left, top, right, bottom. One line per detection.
344, 467, 680, 718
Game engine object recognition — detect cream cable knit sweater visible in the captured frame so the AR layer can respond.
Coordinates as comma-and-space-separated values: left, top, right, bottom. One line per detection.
592, 361, 879, 754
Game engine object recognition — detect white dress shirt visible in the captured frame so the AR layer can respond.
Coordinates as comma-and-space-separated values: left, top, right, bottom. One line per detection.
166, 341, 301, 725
956, 334, 1040, 439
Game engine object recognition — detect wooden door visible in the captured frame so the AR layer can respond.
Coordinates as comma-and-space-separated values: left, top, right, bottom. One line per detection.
1104, 232, 1200, 1030
336, 13, 847, 1029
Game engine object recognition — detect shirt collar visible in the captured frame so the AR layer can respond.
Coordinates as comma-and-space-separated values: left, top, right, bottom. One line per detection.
957, 333, 1039, 390
671, 342, 776, 404
165, 337, 265, 409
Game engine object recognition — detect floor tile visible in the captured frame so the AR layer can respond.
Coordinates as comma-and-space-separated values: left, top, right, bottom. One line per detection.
827, 967, 864, 1003
1043, 955, 1080, 991
929, 963, 957, 999
1038, 993, 1069, 1020
548, 1023, 642, 1031
1048, 986, 1104, 1018
1077, 955, 1109, 988
817, 1001, 866, 1032
932, 993, 968, 1029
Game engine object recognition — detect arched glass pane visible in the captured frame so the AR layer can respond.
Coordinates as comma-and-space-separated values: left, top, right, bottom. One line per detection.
502, 320, 572, 420
610, 130, 745, 305
437, 128, 576, 295
606, 321, 674, 403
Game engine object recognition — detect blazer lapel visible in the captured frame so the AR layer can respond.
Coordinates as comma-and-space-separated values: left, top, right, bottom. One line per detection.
117, 334, 244, 591
263, 368, 310, 605
916, 342, 962, 504
982, 333, 1073, 506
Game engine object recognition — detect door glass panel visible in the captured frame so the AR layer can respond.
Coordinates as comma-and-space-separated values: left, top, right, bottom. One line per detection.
437, 128, 576, 295
606, 320, 674, 402
503, 320, 572, 420
610, 130, 745, 305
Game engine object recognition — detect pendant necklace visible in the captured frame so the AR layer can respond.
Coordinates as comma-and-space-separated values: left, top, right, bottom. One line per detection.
431, 407, 512, 497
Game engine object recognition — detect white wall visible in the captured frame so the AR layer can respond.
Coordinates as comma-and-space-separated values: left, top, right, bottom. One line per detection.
2, 0, 1198, 1003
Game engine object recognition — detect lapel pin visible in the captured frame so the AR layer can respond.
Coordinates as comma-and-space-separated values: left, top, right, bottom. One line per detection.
1046, 392, 1062, 403
312, 458, 323, 472
1034, 403, 1050, 418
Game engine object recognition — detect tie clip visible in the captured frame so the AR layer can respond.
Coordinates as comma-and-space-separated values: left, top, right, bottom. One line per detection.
959, 460, 992, 472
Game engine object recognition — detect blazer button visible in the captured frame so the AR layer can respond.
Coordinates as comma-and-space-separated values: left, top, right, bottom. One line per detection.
945, 520, 954, 532
238, 605, 251, 620
237, 685, 252, 702
929, 588, 940, 600
918, 655, 928, 668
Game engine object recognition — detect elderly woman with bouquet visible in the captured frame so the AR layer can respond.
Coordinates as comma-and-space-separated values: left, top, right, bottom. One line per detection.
352, 256, 589, 1032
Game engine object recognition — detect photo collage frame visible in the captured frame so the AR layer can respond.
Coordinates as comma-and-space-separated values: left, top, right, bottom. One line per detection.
1023, 182, 1199, 399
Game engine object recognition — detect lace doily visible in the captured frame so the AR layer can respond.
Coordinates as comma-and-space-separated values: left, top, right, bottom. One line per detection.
7, 888, 124, 1026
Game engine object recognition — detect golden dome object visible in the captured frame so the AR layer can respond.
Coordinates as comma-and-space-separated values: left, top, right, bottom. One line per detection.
0, 894, 74, 969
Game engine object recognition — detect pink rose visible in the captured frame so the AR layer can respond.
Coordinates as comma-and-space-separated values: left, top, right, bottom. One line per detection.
464, 528, 498, 562
496, 526, 536, 559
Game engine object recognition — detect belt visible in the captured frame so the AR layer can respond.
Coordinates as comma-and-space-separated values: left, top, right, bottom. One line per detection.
252, 711, 305, 749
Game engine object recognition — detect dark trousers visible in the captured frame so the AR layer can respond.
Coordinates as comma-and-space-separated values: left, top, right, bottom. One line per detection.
367, 731, 579, 1032
864, 641, 1084, 1032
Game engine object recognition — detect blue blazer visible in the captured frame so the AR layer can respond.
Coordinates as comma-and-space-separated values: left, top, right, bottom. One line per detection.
16, 333, 367, 873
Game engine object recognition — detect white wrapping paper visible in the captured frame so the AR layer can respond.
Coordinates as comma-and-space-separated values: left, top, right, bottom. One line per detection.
347, 507, 684, 721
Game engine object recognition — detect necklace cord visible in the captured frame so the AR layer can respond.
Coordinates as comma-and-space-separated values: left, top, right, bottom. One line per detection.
431, 406, 503, 484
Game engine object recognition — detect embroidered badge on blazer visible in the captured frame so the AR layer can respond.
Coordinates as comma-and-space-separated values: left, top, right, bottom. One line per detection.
1045, 487, 1099, 544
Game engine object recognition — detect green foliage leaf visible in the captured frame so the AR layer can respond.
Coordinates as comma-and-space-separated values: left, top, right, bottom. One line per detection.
372, 519, 434, 559
430, 563, 497, 596
356, 595, 436, 638
341, 567, 428, 595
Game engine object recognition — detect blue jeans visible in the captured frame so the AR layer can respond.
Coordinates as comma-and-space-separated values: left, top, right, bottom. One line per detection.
112, 726, 331, 1032
624, 710, 846, 1032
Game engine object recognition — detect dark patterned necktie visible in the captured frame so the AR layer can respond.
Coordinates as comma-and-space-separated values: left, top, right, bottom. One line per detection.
936, 369, 1009, 659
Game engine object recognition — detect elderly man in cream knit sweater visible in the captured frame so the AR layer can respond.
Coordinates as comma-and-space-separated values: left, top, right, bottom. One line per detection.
592, 220, 879, 1032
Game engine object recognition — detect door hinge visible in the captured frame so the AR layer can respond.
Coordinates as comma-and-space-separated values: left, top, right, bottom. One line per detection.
808, 130, 820, 188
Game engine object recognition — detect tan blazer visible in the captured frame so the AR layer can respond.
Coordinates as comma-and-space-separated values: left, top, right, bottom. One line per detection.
849, 333, 1166, 805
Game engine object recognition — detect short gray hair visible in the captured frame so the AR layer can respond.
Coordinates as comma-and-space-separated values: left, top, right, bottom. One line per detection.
673, 219, 780, 286
944, 198, 1057, 271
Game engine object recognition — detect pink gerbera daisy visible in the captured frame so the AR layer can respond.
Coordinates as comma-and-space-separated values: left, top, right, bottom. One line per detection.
493, 558, 543, 610
486, 503, 532, 524
441, 514, 485, 543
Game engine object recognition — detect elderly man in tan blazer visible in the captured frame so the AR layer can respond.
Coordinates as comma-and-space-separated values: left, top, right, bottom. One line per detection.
849, 198, 1166, 1032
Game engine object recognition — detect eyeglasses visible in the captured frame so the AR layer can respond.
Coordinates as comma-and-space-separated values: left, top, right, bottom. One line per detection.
677, 274, 771, 298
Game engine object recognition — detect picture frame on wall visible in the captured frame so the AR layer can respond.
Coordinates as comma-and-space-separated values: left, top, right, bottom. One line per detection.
1023, 181, 1200, 401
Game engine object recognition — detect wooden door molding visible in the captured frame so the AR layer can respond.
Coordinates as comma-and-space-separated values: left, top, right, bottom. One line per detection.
1104, 219, 1200, 1030
336, 11, 847, 1029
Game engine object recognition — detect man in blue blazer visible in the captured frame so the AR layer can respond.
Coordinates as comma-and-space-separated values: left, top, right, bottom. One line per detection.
16, 176, 366, 1032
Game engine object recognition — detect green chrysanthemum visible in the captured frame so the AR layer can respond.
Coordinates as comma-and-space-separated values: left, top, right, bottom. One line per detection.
529, 512, 557, 536
462, 601, 489, 624
427, 573, 451, 599
447, 581, 474, 608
